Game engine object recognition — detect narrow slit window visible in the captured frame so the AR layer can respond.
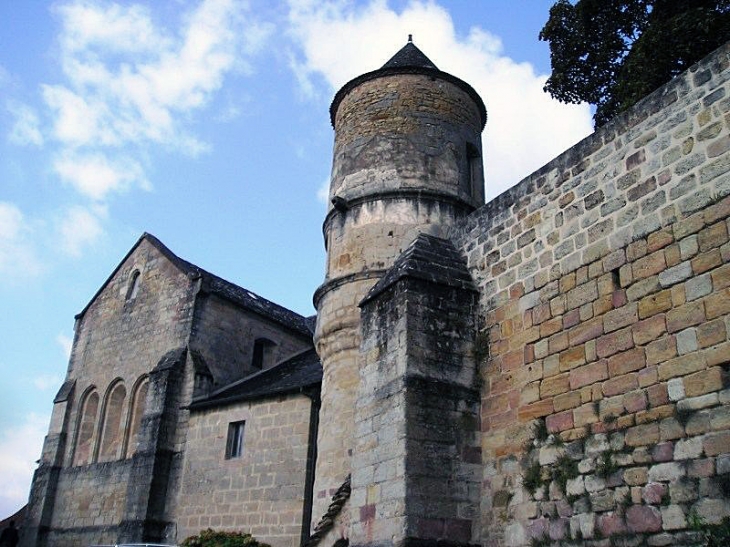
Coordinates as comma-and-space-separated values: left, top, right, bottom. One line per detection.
466, 142, 481, 198
225, 421, 245, 459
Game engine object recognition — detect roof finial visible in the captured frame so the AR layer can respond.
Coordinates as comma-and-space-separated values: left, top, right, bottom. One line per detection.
408, 34, 412, 43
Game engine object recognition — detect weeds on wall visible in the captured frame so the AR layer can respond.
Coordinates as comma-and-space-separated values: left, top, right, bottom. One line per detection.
516, 400, 730, 547
521, 418, 579, 500
688, 513, 730, 547
552, 454, 578, 494
523, 461, 545, 497
595, 450, 618, 479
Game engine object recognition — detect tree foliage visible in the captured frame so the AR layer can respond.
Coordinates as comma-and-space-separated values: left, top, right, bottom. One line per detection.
180, 528, 271, 547
539, 0, 730, 126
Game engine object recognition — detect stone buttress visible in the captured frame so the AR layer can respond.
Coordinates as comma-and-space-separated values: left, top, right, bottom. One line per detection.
352, 234, 481, 547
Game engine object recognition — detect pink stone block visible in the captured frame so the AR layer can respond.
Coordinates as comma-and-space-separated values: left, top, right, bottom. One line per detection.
626, 505, 662, 533
642, 482, 667, 505
547, 410, 574, 432
598, 513, 627, 537
651, 442, 674, 462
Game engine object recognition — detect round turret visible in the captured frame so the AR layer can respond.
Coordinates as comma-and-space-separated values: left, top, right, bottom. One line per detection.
328, 39, 487, 210
310, 39, 487, 536
317, 40, 487, 305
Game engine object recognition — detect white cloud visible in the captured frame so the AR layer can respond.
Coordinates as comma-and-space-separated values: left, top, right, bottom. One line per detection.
6, 101, 44, 146
54, 152, 149, 201
0, 202, 43, 281
47, 0, 269, 153
287, 0, 594, 199
56, 333, 74, 360
58, 2, 171, 55
35, 0, 273, 206
58, 204, 106, 257
0, 413, 48, 518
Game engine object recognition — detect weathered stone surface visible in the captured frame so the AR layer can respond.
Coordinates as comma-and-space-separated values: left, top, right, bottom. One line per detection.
648, 462, 686, 482
674, 437, 703, 460
661, 505, 686, 530
703, 430, 730, 456
27, 36, 730, 547
643, 482, 668, 504
626, 505, 662, 533
624, 467, 648, 486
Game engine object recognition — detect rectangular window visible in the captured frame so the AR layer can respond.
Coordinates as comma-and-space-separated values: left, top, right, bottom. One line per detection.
225, 421, 245, 459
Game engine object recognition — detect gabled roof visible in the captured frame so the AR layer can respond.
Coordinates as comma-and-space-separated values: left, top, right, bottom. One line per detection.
330, 38, 486, 128
360, 233, 477, 306
189, 347, 322, 410
75, 233, 313, 337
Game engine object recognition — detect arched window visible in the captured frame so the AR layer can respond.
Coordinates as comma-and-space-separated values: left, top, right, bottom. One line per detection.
125, 269, 140, 301
125, 377, 149, 458
251, 338, 276, 370
98, 381, 127, 462
73, 389, 100, 466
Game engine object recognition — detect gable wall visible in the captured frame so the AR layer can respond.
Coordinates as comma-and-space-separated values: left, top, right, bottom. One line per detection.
39, 239, 198, 545
451, 43, 730, 546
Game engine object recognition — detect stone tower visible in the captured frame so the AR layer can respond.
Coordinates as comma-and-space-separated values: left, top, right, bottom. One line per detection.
312, 39, 487, 534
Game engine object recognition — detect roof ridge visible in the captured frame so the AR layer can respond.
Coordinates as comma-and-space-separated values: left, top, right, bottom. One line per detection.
76, 233, 313, 337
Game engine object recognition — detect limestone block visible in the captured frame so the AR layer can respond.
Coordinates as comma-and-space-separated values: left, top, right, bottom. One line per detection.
648, 462, 686, 482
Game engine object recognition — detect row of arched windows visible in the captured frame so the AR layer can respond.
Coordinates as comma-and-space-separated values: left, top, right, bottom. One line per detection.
72, 376, 149, 466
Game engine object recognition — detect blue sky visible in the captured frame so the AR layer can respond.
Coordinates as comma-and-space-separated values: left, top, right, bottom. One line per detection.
0, 0, 593, 518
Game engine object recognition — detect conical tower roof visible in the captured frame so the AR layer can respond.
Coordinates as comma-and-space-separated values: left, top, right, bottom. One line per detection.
381, 38, 438, 70
330, 38, 486, 128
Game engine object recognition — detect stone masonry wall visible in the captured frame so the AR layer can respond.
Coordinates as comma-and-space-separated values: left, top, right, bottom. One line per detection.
451, 43, 730, 546
177, 394, 314, 547
191, 293, 312, 385
352, 270, 480, 547
45, 461, 133, 546
24, 239, 198, 547
330, 73, 484, 206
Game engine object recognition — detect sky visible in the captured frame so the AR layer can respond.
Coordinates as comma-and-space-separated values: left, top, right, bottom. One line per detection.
0, 0, 594, 518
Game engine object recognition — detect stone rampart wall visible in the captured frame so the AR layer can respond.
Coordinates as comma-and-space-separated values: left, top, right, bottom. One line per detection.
451, 43, 730, 546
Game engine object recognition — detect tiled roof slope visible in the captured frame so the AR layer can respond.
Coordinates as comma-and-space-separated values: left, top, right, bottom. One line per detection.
361, 233, 477, 306
76, 233, 313, 338
190, 347, 322, 409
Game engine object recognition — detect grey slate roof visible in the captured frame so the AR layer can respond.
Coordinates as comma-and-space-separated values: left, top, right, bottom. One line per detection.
190, 347, 322, 409
381, 41, 438, 70
360, 233, 476, 306
76, 232, 313, 338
